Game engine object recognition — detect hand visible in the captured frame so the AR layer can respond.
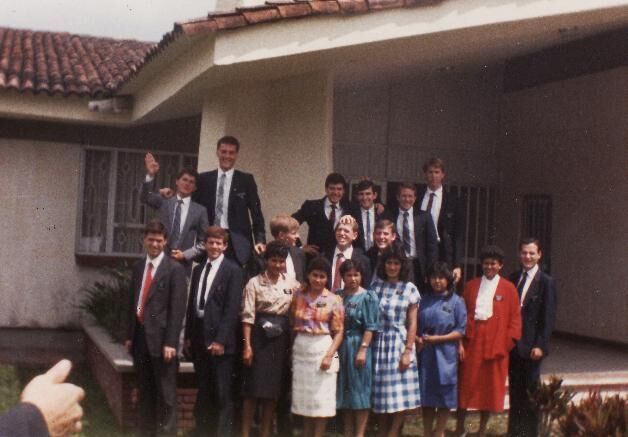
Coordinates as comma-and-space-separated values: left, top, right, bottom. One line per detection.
163, 346, 176, 363
170, 250, 185, 261
21, 360, 85, 437
208, 342, 225, 356
530, 347, 544, 361
422, 335, 435, 345
159, 188, 174, 198
339, 215, 356, 226
124, 340, 132, 353
145, 152, 159, 177
320, 355, 332, 371
415, 336, 425, 352
458, 343, 465, 362
183, 340, 192, 359
242, 345, 253, 367
302, 244, 319, 257
254, 243, 266, 254
399, 350, 411, 371
375, 203, 385, 216
452, 267, 462, 284
354, 349, 367, 368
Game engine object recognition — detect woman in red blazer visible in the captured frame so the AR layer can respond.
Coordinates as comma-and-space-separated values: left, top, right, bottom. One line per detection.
455, 245, 521, 436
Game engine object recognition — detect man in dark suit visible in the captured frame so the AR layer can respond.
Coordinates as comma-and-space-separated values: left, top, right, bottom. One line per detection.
193, 136, 266, 267
125, 220, 187, 436
270, 214, 306, 282
383, 182, 438, 288
323, 215, 372, 290
419, 158, 465, 283
349, 179, 381, 252
508, 238, 557, 437
292, 172, 350, 255
141, 153, 209, 275
184, 226, 243, 437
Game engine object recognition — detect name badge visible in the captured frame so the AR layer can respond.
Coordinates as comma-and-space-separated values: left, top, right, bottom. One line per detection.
347, 303, 358, 309
395, 289, 404, 295
441, 305, 452, 313
283, 289, 293, 295
316, 301, 327, 308
495, 295, 504, 302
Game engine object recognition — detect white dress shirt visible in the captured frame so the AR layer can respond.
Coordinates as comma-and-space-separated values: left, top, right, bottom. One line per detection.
397, 207, 416, 258
174, 195, 191, 234
324, 197, 343, 228
475, 274, 500, 320
196, 254, 225, 317
421, 186, 443, 242
215, 168, 234, 229
285, 252, 296, 280
518, 264, 539, 306
361, 206, 375, 250
331, 245, 353, 289
136, 251, 165, 316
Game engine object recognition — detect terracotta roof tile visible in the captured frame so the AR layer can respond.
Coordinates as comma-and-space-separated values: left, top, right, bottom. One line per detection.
0, 26, 155, 97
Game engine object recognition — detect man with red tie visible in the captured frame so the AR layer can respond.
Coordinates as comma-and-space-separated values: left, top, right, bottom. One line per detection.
125, 220, 187, 436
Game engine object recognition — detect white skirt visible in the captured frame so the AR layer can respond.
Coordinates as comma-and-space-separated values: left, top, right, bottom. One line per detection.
291, 333, 338, 417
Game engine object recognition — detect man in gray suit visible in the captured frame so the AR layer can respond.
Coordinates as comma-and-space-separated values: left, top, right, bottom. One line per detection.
141, 153, 209, 275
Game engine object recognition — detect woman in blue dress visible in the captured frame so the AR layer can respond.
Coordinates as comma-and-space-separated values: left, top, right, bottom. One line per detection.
418, 262, 466, 437
336, 260, 379, 437
371, 246, 421, 437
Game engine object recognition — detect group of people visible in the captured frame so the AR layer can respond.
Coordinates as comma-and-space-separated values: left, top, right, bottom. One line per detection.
125, 135, 557, 437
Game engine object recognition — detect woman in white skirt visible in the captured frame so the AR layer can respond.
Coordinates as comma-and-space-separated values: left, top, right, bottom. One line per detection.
290, 257, 344, 437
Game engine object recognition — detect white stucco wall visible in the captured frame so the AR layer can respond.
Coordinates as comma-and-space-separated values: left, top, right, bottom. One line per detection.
198, 71, 334, 241
0, 139, 99, 328
497, 67, 628, 343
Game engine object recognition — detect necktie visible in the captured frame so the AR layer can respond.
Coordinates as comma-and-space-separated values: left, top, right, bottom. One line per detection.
426, 192, 435, 213
332, 253, 345, 291
402, 211, 412, 256
517, 271, 528, 302
365, 209, 372, 250
137, 262, 153, 324
170, 199, 183, 247
215, 173, 226, 226
199, 262, 212, 310
329, 204, 337, 225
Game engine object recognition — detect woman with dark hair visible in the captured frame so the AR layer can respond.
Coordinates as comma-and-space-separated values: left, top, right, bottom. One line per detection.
240, 241, 301, 437
455, 246, 521, 437
336, 260, 379, 437
418, 262, 466, 437
290, 257, 344, 437
371, 247, 421, 436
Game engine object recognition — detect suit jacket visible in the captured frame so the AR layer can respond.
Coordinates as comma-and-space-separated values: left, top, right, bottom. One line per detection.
140, 181, 209, 268
323, 246, 373, 290
126, 256, 188, 357
193, 169, 266, 265
418, 187, 465, 268
292, 197, 351, 255
288, 246, 306, 283
0, 403, 48, 437
185, 258, 243, 355
463, 276, 522, 360
509, 269, 557, 358
383, 208, 439, 283
348, 204, 382, 251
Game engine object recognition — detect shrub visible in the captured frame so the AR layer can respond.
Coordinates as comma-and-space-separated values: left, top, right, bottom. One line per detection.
559, 391, 626, 437
533, 376, 574, 436
79, 264, 132, 343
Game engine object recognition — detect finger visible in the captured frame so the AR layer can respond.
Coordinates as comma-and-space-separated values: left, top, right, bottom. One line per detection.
74, 420, 83, 434
44, 359, 72, 384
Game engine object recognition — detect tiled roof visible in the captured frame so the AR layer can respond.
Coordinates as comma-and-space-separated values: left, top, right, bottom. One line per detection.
130, 0, 444, 87
0, 27, 155, 97
1, 0, 443, 98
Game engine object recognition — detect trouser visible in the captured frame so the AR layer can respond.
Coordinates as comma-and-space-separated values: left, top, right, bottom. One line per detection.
508, 351, 542, 437
132, 325, 178, 437
191, 318, 235, 437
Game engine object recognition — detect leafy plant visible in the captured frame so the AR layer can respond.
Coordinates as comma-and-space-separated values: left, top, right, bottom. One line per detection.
559, 391, 626, 437
79, 264, 132, 343
533, 375, 575, 436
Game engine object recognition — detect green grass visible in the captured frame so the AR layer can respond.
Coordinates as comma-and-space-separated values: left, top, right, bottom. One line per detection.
1, 363, 507, 436
0, 363, 133, 436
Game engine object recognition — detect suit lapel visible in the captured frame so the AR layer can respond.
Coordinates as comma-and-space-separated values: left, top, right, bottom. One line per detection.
522, 270, 541, 307
179, 200, 197, 238
228, 171, 241, 214
145, 258, 168, 305
208, 262, 227, 299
